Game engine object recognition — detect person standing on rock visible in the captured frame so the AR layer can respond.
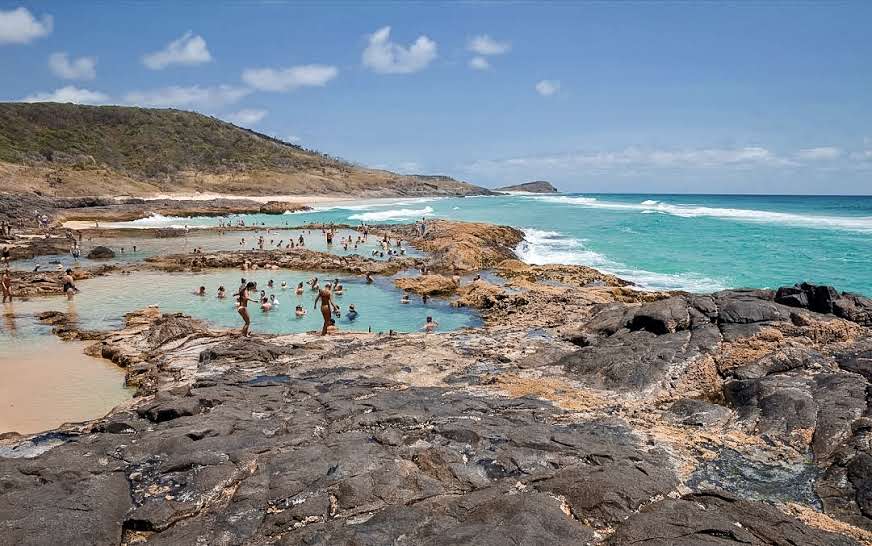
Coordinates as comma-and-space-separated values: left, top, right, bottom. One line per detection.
235, 281, 256, 337
314, 283, 340, 335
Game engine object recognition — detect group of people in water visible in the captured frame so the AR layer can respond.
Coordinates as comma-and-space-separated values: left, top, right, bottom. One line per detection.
195, 273, 438, 337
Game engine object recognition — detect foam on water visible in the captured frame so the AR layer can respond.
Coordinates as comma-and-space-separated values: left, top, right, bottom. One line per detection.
525, 195, 872, 232
517, 228, 727, 292
107, 213, 205, 229
349, 206, 434, 222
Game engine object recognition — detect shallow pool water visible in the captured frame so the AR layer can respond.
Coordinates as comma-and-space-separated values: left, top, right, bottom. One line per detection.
12, 228, 419, 272
0, 315, 132, 435
8, 270, 479, 335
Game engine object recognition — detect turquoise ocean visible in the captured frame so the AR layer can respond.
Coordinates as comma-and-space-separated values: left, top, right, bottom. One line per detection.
124, 193, 872, 296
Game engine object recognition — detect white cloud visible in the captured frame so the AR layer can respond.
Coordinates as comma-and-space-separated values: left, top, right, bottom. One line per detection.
286, 135, 301, 143
796, 146, 842, 160
142, 31, 212, 70
49, 52, 97, 80
241, 65, 338, 92
362, 26, 437, 74
0, 7, 52, 45
223, 109, 267, 126
123, 85, 249, 109
535, 80, 560, 96
467, 35, 511, 56
466, 147, 797, 175
469, 56, 490, 70
21, 86, 109, 104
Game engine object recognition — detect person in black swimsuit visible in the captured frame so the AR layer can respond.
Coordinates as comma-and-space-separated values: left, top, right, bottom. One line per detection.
61, 269, 78, 300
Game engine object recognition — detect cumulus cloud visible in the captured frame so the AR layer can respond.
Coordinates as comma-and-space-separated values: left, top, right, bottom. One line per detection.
465, 147, 797, 175
362, 26, 437, 74
241, 65, 338, 92
21, 86, 109, 104
467, 35, 511, 56
468, 56, 490, 70
796, 147, 842, 160
123, 85, 249, 109
49, 52, 97, 80
0, 7, 52, 45
142, 31, 212, 70
223, 108, 267, 126
535, 80, 560, 96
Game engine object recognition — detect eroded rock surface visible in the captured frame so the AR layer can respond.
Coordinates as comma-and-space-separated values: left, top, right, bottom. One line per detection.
3, 281, 872, 545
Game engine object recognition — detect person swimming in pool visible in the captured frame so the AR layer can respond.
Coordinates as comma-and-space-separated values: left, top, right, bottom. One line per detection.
365, 272, 374, 284
295, 304, 306, 317
235, 281, 256, 337
217, 286, 226, 298
269, 294, 279, 307
400, 291, 410, 304
260, 296, 272, 312
309, 277, 319, 291
295, 282, 304, 295
280, 281, 287, 290
347, 304, 358, 321
334, 280, 344, 295
314, 283, 340, 336
194, 286, 206, 296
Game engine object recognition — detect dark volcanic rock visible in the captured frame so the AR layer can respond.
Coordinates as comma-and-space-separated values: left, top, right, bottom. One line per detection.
559, 326, 721, 391
608, 492, 858, 545
776, 283, 872, 326
86, 245, 116, 259
666, 399, 732, 427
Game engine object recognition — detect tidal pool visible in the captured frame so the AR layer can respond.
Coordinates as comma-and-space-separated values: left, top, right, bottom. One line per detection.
0, 268, 478, 434
12, 228, 420, 272
8, 269, 480, 335
0, 318, 132, 435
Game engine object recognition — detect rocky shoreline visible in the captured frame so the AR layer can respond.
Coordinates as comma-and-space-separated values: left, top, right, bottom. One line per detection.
2, 214, 872, 544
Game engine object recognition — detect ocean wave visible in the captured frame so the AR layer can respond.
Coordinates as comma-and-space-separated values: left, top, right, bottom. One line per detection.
521, 195, 872, 232
517, 228, 727, 292
348, 206, 435, 222
115, 213, 206, 229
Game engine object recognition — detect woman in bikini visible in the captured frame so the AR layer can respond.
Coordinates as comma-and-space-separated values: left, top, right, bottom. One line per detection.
314, 283, 340, 336
236, 281, 256, 337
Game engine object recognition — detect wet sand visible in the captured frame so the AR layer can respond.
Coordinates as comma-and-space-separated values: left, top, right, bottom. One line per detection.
0, 336, 132, 435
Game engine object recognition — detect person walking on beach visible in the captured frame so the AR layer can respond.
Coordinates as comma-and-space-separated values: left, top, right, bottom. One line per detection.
235, 281, 256, 337
314, 283, 340, 336
1, 270, 12, 303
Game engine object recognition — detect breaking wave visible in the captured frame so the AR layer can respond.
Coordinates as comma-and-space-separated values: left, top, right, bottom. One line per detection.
348, 206, 435, 222
516, 228, 727, 293
522, 195, 872, 232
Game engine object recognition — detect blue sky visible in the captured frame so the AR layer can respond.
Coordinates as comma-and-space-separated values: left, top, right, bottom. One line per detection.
1, 1, 871, 194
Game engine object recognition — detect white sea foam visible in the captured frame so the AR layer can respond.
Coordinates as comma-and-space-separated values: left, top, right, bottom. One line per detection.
284, 197, 442, 215
521, 195, 872, 232
349, 206, 435, 222
109, 213, 208, 229
517, 228, 727, 292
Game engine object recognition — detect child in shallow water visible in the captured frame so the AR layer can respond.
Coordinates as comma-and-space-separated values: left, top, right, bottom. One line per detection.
295, 304, 306, 317
295, 282, 304, 295
260, 297, 272, 311
217, 286, 226, 298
